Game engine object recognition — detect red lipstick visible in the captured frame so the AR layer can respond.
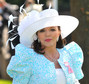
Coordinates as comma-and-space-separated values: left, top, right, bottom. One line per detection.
45, 39, 52, 42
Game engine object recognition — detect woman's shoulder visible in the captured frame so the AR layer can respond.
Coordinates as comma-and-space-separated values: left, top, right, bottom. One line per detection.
15, 43, 33, 51
7, 44, 34, 78
15, 43, 35, 55
63, 41, 83, 54
64, 41, 82, 50
62, 41, 84, 60
57, 41, 84, 64
58, 41, 83, 54
9, 44, 35, 66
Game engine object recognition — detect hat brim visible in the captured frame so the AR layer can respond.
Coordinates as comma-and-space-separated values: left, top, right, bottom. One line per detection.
20, 15, 79, 47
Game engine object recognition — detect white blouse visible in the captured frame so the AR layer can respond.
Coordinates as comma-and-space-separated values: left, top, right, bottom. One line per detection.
56, 69, 66, 84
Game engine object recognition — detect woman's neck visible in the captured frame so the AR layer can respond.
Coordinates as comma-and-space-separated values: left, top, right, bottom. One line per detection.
44, 46, 57, 56
44, 46, 59, 62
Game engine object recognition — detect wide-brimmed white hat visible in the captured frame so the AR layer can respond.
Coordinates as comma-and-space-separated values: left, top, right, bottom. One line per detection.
18, 9, 79, 47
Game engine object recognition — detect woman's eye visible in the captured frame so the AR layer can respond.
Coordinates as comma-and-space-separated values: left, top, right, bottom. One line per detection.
50, 29, 56, 31
39, 29, 45, 32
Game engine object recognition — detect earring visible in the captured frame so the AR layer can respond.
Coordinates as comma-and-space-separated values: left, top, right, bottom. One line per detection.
33, 34, 37, 40
57, 37, 59, 42
38, 38, 40, 43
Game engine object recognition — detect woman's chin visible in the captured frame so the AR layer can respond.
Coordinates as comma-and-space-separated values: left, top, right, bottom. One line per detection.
43, 43, 56, 48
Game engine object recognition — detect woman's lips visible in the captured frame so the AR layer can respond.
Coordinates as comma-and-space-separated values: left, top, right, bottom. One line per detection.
45, 39, 52, 42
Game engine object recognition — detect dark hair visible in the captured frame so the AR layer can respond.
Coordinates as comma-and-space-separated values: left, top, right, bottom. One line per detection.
31, 26, 66, 54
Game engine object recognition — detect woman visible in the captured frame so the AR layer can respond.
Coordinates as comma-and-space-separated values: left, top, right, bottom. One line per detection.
7, 6, 84, 84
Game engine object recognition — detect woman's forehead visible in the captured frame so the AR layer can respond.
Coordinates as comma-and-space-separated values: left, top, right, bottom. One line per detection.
42, 26, 58, 29
36, 26, 59, 34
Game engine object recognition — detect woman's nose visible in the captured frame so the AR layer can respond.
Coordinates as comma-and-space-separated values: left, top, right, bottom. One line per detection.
45, 31, 50, 36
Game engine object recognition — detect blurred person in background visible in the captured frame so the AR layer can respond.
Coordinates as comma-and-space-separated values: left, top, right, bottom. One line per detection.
19, 0, 43, 22
0, 0, 19, 79
0, 0, 19, 48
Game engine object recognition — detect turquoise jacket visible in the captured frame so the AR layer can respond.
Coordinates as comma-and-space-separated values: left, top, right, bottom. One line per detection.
7, 41, 84, 84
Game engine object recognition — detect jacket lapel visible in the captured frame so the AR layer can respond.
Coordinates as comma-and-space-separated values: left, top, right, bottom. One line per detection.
57, 48, 77, 84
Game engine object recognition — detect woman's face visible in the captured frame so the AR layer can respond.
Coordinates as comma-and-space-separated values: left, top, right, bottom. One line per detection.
37, 26, 61, 48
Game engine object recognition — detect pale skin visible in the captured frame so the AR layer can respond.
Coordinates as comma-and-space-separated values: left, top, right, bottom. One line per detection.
37, 26, 61, 69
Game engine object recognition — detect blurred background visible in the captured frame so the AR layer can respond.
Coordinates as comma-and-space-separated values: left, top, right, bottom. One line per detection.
0, 0, 89, 84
